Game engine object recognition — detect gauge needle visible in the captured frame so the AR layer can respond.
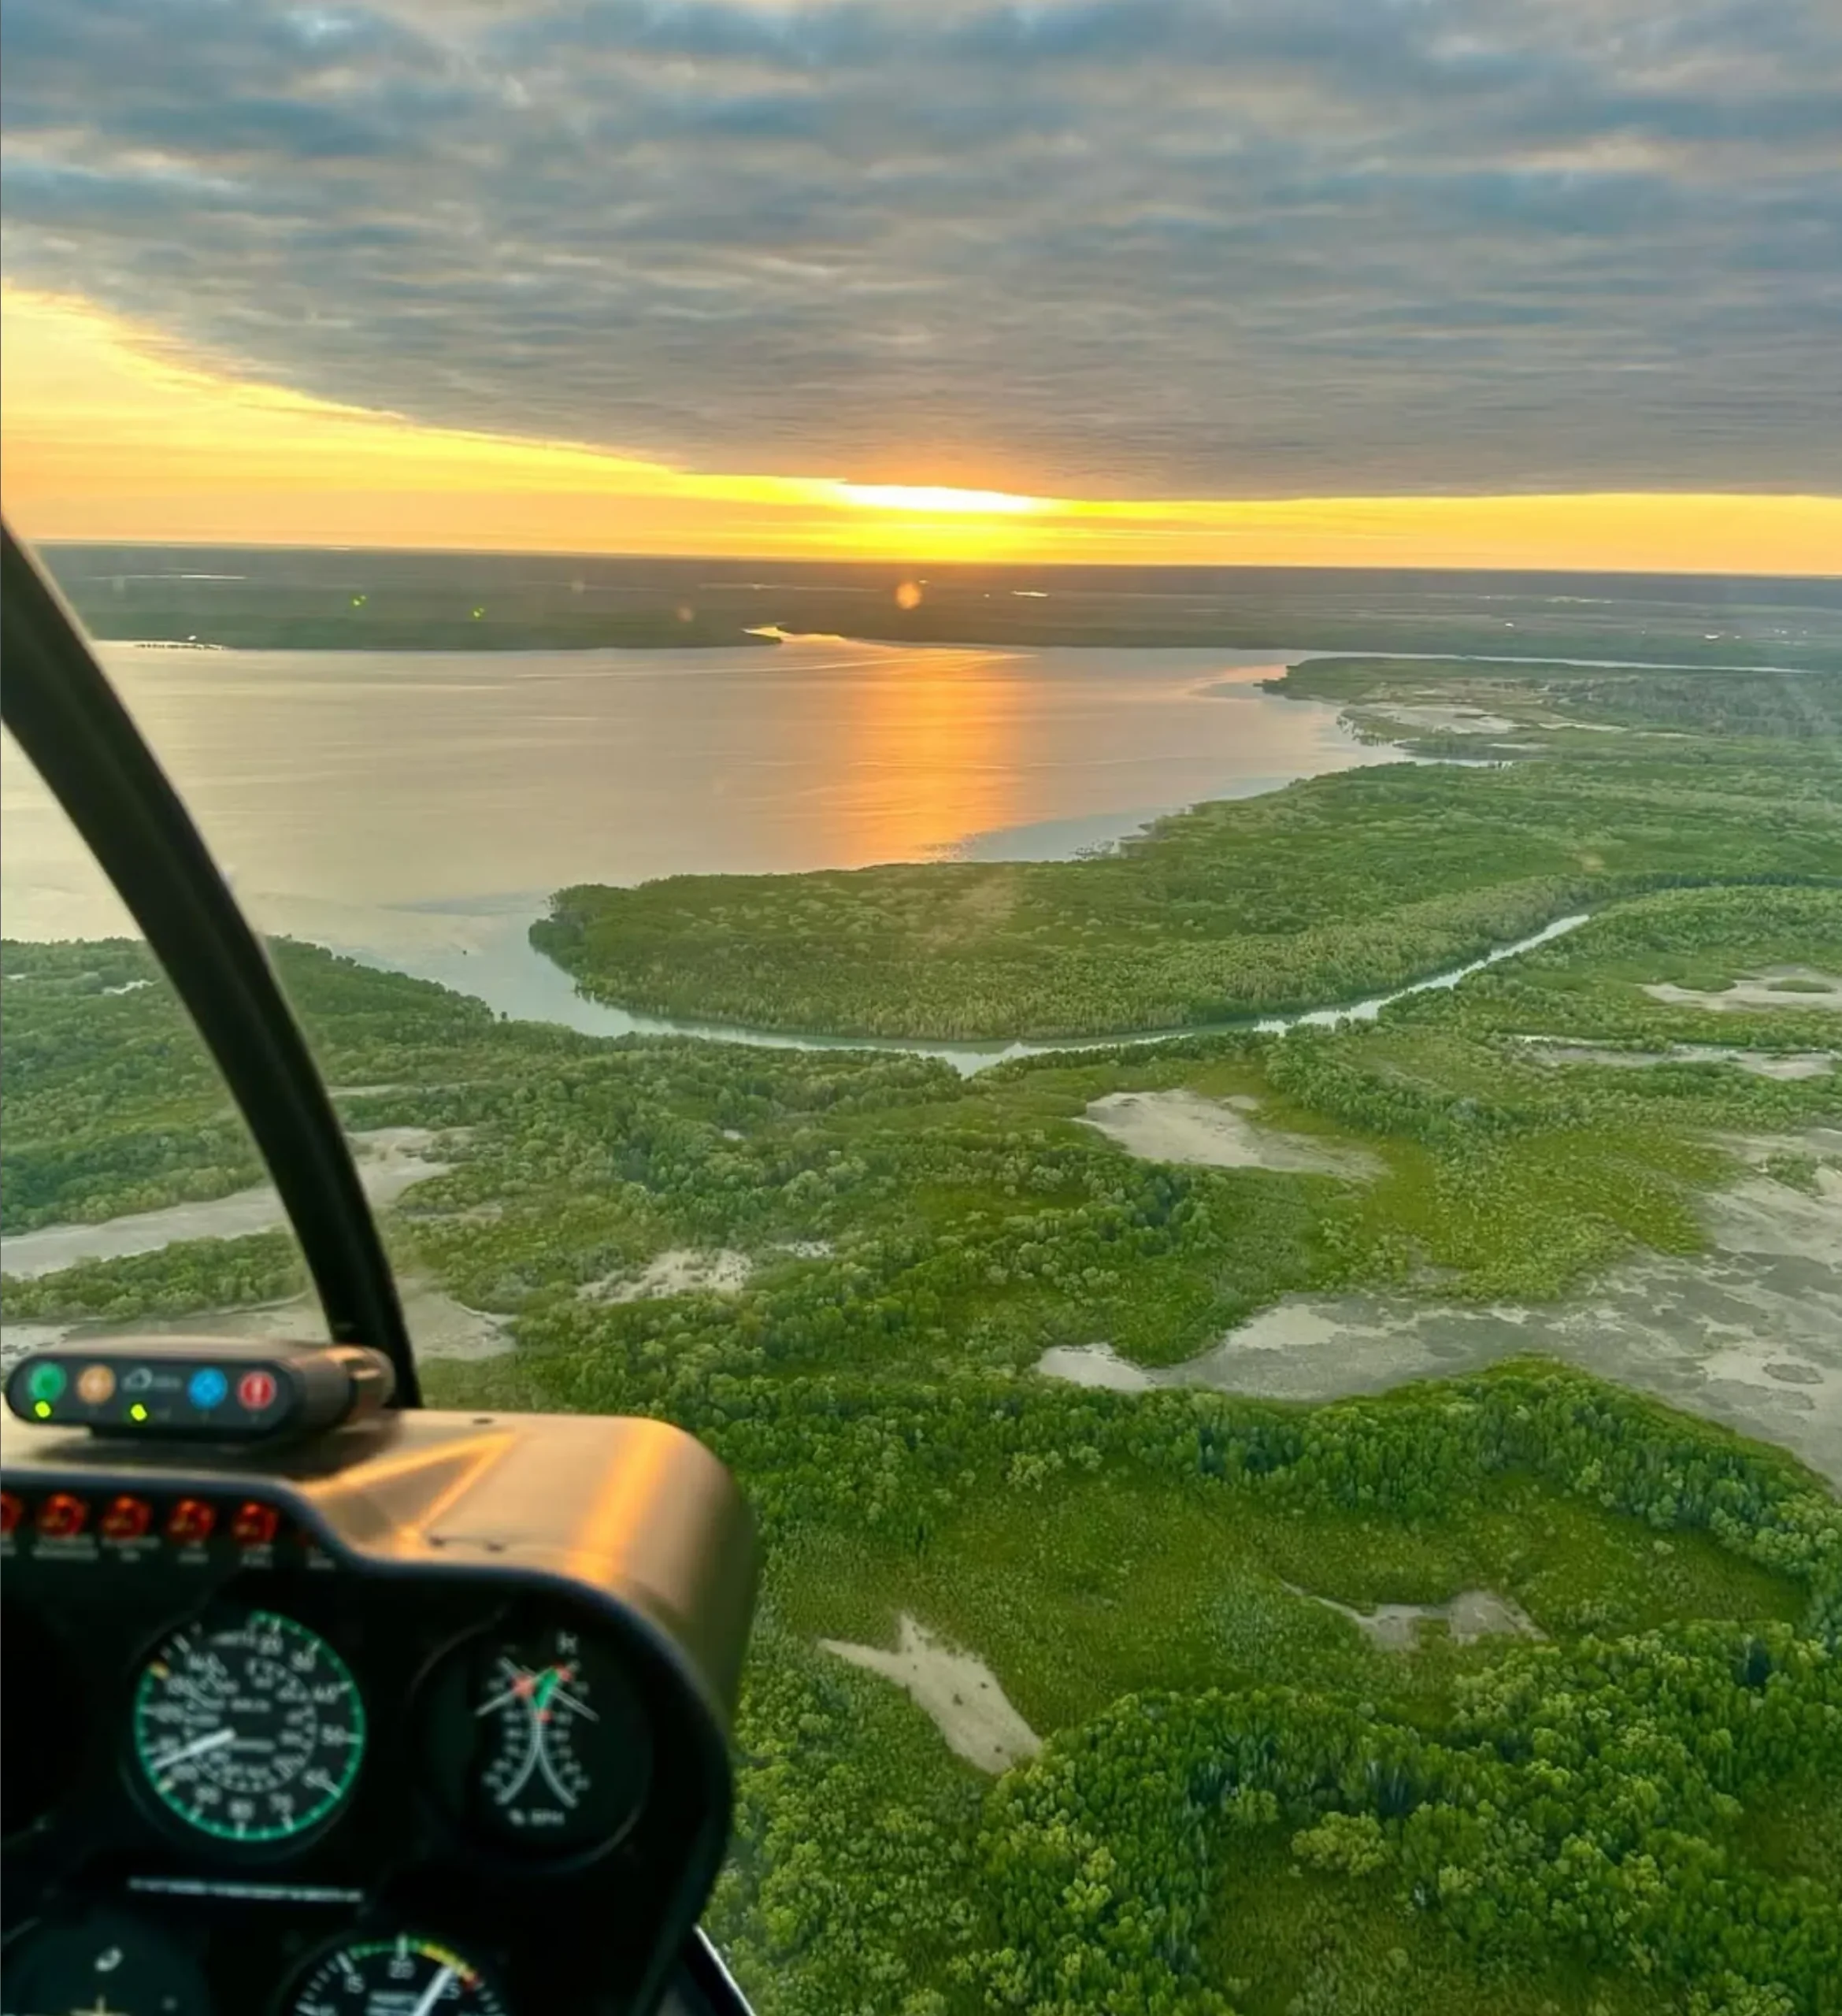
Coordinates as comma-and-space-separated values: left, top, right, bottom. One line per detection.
408, 1963, 457, 2016
536, 1667, 597, 1720
154, 1727, 237, 1769
474, 1657, 533, 1718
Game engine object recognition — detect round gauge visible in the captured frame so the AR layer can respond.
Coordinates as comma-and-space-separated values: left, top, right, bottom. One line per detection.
424, 1619, 650, 1855
282, 1935, 506, 2016
132, 1609, 365, 1845
2, 1906, 211, 2015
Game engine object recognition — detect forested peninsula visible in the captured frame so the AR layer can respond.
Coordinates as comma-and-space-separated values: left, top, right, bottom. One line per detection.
536, 656, 1842, 1041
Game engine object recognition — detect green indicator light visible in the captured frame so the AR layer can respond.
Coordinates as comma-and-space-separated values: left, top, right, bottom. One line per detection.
128, 1403, 150, 1423
32, 1400, 53, 1420
27, 1362, 66, 1403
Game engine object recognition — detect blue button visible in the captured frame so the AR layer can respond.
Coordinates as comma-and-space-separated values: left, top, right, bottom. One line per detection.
188, 1367, 229, 1410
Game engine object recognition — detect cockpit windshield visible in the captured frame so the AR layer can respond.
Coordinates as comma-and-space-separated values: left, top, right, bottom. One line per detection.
3, 5, 1840, 2014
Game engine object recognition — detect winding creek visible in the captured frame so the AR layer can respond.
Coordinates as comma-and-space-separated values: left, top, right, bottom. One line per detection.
458, 910, 1592, 1075
0, 915, 1590, 1290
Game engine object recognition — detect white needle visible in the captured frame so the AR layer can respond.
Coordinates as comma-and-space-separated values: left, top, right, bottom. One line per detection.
154, 1727, 236, 1769
409, 1964, 458, 2016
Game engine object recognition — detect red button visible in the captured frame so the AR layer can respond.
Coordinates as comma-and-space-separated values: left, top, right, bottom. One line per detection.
0, 1492, 22, 1536
166, 1498, 217, 1544
101, 1495, 153, 1541
237, 1369, 279, 1412
37, 1492, 88, 1539
231, 1501, 280, 1547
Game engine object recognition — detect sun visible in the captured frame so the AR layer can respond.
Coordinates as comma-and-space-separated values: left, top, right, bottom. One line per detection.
829, 483, 1044, 516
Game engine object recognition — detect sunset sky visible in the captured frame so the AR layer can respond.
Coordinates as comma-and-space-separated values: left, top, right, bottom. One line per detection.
3, 0, 1838, 572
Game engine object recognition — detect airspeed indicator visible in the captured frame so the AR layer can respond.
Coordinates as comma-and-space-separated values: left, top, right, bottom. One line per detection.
132, 1610, 365, 1844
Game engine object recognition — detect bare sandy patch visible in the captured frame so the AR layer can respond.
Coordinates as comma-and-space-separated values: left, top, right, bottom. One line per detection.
1643, 968, 1842, 1014
1036, 1342, 1154, 1392
0, 1279, 513, 1368
1518, 1040, 1836, 1081
820, 1614, 1041, 1773
1284, 1583, 1543, 1651
0, 1322, 79, 1376
1360, 704, 1516, 735
580, 1248, 753, 1304
1083, 1090, 1382, 1179
0, 1127, 457, 1280
398, 1284, 515, 1362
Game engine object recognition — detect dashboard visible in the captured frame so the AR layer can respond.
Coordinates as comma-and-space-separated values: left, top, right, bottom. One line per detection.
0, 1394, 758, 2016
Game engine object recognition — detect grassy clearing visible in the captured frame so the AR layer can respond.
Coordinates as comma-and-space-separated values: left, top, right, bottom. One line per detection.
769, 1466, 1808, 1740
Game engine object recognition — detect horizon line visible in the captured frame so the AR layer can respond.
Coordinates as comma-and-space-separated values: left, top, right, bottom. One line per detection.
26, 532, 1842, 585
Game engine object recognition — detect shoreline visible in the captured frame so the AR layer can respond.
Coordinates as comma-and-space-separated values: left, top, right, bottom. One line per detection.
97, 632, 1833, 679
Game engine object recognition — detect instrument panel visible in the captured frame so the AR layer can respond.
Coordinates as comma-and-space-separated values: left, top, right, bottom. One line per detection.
1, 1403, 758, 2016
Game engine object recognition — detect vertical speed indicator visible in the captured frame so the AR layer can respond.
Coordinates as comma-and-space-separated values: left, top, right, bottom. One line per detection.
132, 1610, 365, 1844
424, 1620, 650, 1856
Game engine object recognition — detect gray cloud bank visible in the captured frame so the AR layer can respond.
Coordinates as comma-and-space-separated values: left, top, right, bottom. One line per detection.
4, 0, 1838, 495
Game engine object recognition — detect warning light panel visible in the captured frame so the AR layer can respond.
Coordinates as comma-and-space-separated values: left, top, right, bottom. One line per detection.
2, 1339, 394, 1444
238, 1369, 280, 1413
101, 1495, 154, 1542
37, 1493, 89, 1540
76, 1363, 117, 1406
232, 1501, 281, 1547
167, 1499, 217, 1545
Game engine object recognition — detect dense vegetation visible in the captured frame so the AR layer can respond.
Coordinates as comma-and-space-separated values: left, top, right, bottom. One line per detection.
0, 936, 581, 1232
534, 657, 1841, 1040
6, 648, 1839, 2012
0, 1231, 305, 1321
1274, 656, 1842, 743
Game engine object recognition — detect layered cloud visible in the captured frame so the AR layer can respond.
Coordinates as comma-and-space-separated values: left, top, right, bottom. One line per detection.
4, 0, 1838, 495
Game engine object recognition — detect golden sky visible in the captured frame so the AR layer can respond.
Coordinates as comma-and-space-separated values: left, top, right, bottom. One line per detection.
4, 287, 1837, 573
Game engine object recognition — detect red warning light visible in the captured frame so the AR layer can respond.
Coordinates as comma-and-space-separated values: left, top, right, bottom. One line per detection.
37, 1492, 89, 1539
231, 1501, 280, 1547
237, 1369, 279, 1412
166, 1498, 217, 1544
0, 1492, 23, 1536
101, 1495, 153, 1541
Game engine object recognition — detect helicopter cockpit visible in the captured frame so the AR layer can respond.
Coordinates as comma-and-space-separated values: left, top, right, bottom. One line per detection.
1, 526, 761, 2016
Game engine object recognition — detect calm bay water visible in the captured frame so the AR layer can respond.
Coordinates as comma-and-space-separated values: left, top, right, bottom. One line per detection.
1, 636, 1401, 1025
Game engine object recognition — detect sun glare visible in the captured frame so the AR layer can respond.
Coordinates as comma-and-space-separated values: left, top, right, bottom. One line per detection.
4, 287, 1840, 572
831, 484, 1044, 516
